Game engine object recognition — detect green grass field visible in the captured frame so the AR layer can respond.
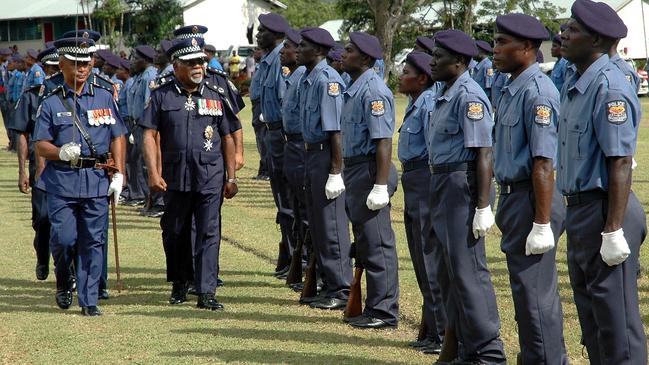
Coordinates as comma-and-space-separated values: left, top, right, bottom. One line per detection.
0, 95, 647, 364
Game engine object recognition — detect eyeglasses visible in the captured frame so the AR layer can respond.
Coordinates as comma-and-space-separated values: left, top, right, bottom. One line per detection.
178, 58, 207, 67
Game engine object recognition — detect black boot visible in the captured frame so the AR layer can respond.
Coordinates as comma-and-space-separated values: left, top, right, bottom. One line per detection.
169, 281, 188, 305
197, 293, 224, 311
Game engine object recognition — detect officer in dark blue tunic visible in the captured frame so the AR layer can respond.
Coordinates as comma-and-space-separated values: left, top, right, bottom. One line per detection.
491, 14, 568, 365
297, 27, 352, 308
340, 32, 399, 329
397, 51, 445, 353
558, 1, 647, 363
140, 37, 240, 310
256, 13, 296, 275
11, 46, 59, 281
34, 37, 127, 316
427, 30, 506, 364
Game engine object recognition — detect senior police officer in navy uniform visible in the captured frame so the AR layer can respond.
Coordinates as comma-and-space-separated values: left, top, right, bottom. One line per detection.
256, 13, 296, 275
427, 30, 506, 364
491, 14, 568, 365
397, 51, 445, 353
558, 1, 647, 363
61, 30, 115, 94
340, 32, 399, 329
140, 37, 240, 310
11, 46, 60, 281
297, 27, 352, 308
34, 36, 126, 316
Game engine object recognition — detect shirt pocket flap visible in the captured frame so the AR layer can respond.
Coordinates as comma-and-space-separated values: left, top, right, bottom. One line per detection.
199, 151, 219, 165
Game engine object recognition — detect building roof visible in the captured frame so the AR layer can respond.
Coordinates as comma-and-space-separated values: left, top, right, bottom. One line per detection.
0, 0, 95, 21
181, 0, 287, 10
550, 0, 631, 19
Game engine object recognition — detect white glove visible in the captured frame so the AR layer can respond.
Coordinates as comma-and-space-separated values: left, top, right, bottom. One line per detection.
632, 158, 637, 170
107, 173, 124, 204
472, 205, 495, 239
366, 184, 389, 210
525, 222, 555, 256
600, 229, 630, 266
58, 142, 81, 162
128, 134, 135, 145
325, 173, 345, 200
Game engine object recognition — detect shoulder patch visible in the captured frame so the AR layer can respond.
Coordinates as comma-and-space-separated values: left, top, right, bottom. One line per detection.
281, 66, 290, 77
534, 105, 552, 126
34, 71, 41, 78
370, 100, 385, 116
466, 102, 484, 121
148, 80, 157, 90
327, 82, 340, 96
607, 100, 628, 124
486, 68, 494, 77
625, 74, 632, 83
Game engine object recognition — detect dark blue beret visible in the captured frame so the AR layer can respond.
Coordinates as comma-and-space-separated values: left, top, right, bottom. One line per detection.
285, 28, 301, 45
174, 25, 208, 39
26, 49, 38, 59
0, 48, 12, 56
406, 51, 433, 79
536, 49, 544, 63
11, 54, 23, 62
552, 34, 562, 44
160, 39, 173, 53
119, 59, 131, 70
37, 47, 59, 65
496, 13, 549, 41
135, 45, 156, 61
167, 37, 206, 60
258, 13, 289, 34
300, 27, 335, 49
62, 29, 101, 42
104, 54, 122, 69
476, 40, 493, 53
327, 48, 343, 61
433, 29, 478, 58
54, 37, 96, 62
571, 0, 627, 39
415, 36, 435, 53
349, 32, 383, 59
95, 49, 112, 61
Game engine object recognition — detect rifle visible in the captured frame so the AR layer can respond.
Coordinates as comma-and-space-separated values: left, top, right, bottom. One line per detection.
285, 220, 305, 286
300, 252, 318, 300
437, 326, 458, 362
344, 265, 363, 320
96, 153, 123, 292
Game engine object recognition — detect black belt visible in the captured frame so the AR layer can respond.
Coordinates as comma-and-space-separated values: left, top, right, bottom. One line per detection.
283, 133, 303, 142
401, 159, 428, 173
499, 180, 532, 195
54, 155, 108, 169
564, 189, 607, 207
304, 141, 330, 151
430, 161, 475, 174
344, 154, 375, 167
265, 121, 283, 130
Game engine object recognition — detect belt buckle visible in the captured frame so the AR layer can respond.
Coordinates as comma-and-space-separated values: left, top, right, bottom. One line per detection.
563, 195, 569, 206
502, 184, 511, 194
70, 158, 82, 169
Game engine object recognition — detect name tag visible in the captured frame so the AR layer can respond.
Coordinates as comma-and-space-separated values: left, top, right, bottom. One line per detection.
197, 99, 223, 116
87, 109, 116, 126
56, 112, 72, 117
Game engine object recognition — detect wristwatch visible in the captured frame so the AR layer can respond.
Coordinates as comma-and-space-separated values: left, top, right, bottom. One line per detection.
227, 178, 238, 184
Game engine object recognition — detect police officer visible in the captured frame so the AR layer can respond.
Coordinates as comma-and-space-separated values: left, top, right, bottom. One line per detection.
340, 32, 399, 329
140, 37, 240, 310
427, 29, 506, 364
61, 30, 115, 93
256, 13, 295, 275
550, 35, 568, 92
325, 47, 344, 79
280, 27, 308, 285
491, 13, 568, 365
609, 40, 640, 92
34, 36, 127, 316
22, 49, 45, 93
296, 27, 352, 308
397, 51, 445, 353
472, 40, 494, 95
250, 47, 270, 180
558, 1, 647, 363
11, 46, 59, 281
413, 36, 435, 55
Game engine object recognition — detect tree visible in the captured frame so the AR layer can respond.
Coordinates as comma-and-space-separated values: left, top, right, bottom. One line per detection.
476, 0, 565, 35
279, 0, 339, 29
128, 0, 183, 47
93, 0, 129, 49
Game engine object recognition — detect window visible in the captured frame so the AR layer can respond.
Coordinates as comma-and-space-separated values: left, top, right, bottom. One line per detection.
9, 20, 42, 41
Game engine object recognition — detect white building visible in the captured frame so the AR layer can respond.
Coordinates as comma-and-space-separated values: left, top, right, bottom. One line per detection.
181, 0, 287, 52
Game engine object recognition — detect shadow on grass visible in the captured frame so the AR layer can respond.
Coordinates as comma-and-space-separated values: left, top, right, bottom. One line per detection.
123, 308, 342, 324
158, 348, 406, 365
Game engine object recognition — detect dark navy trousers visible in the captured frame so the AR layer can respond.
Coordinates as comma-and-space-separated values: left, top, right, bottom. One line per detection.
401, 165, 446, 343
124, 120, 147, 201
566, 191, 647, 365
429, 170, 506, 364
283, 139, 308, 262
344, 159, 399, 325
495, 187, 568, 365
48, 193, 108, 307
304, 148, 351, 299
31, 187, 51, 268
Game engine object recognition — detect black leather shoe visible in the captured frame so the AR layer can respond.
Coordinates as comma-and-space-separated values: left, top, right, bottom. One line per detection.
299, 293, 322, 305
342, 315, 364, 324
349, 315, 396, 329
68, 275, 77, 291
408, 338, 432, 348
186, 282, 197, 296
55, 289, 73, 309
124, 199, 145, 206
81, 306, 102, 316
197, 293, 224, 311
98, 289, 110, 300
169, 281, 188, 304
273, 266, 289, 277
450, 359, 487, 365
289, 282, 303, 292
309, 297, 347, 310
216, 277, 224, 287
35, 264, 49, 280
420, 341, 442, 354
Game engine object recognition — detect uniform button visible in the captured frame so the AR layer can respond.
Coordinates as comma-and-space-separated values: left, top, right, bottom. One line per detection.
562, 142, 565, 146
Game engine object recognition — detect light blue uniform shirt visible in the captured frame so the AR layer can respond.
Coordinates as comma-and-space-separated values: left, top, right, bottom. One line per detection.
341, 72, 352, 88
130, 65, 157, 120
557, 54, 639, 195
259, 43, 285, 123
208, 57, 224, 71
398, 89, 434, 163
493, 63, 559, 184
472, 57, 494, 94
610, 53, 640, 93
468, 59, 478, 77
281, 65, 306, 134
126, 73, 140, 119
373, 59, 385, 79
341, 68, 394, 157
249, 65, 262, 101
299, 59, 344, 143
551, 57, 567, 92
10, 71, 25, 102
118, 77, 132, 121
23, 63, 44, 92
427, 71, 493, 165
490, 71, 509, 108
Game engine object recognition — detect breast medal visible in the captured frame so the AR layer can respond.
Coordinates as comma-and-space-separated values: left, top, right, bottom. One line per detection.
203, 125, 214, 151
197, 99, 223, 116
184, 95, 196, 111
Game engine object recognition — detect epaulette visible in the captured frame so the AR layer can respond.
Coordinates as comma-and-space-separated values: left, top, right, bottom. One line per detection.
157, 70, 173, 80
45, 71, 61, 81
151, 76, 174, 91
204, 80, 235, 112
43, 85, 64, 100
206, 66, 228, 77
94, 72, 114, 85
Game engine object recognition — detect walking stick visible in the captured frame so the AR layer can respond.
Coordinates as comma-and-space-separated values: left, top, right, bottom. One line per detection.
111, 198, 123, 292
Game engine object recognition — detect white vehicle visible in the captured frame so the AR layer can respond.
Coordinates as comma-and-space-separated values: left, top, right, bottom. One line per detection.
393, 47, 413, 75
